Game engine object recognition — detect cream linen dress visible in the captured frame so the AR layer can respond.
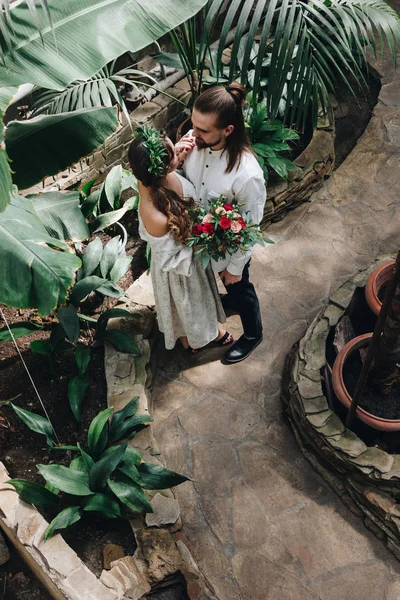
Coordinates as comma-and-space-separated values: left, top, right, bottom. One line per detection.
138, 173, 225, 350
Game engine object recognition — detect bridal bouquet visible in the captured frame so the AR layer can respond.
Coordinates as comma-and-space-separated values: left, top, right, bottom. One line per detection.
187, 196, 271, 268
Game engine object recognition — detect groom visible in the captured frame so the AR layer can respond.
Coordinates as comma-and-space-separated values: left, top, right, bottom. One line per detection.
176, 82, 267, 364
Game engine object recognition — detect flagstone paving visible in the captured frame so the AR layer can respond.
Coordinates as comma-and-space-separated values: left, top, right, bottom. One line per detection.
146, 46, 400, 600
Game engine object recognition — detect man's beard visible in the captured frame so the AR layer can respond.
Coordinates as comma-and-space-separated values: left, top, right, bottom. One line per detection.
195, 136, 224, 149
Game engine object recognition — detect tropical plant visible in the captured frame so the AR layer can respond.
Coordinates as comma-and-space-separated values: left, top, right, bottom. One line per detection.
0, 166, 137, 317
157, 0, 400, 129
3, 399, 190, 539
245, 97, 300, 183
0, 0, 208, 211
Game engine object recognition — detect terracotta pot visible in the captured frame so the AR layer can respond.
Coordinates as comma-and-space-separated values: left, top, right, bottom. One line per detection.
365, 259, 395, 316
332, 333, 400, 431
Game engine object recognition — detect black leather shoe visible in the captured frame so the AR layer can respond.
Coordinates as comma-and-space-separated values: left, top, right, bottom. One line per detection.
223, 334, 263, 364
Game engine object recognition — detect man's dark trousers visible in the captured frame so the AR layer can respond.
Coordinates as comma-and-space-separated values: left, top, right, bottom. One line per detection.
221, 259, 262, 339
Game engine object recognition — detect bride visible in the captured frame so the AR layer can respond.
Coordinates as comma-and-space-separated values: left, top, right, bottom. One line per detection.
128, 125, 233, 353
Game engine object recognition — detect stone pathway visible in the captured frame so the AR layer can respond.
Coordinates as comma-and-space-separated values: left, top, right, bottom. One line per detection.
147, 47, 400, 600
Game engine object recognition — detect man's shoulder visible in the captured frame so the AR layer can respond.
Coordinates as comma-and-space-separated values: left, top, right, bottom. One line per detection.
237, 150, 263, 178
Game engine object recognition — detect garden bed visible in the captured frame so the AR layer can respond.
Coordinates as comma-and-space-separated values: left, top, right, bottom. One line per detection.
282, 256, 400, 561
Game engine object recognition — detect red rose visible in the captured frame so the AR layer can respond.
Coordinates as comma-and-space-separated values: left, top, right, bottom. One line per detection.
202, 222, 215, 235
237, 216, 246, 229
219, 217, 232, 230
223, 203, 234, 211
192, 224, 204, 236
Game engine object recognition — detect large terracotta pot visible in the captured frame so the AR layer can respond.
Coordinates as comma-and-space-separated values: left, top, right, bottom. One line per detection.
365, 259, 395, 316
332, 333, 400, 432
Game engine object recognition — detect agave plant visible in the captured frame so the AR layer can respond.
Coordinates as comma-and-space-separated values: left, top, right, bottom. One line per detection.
158, 0, 400, 129
5, 399, 189, 539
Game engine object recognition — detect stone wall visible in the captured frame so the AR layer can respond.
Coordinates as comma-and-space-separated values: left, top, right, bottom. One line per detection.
261, 110, 335, 228
282, 257, 400, 561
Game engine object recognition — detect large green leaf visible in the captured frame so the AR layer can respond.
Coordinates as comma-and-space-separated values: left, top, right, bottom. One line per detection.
37, 464, 93, 496
28, 191, 90, 242
109, 397, 139, 442
108, 478, 153, 514
75, 344, 91, 375
7, 479, 59, 508
137, 463, 190, 490
100, 237, 121, 279
89, 442, 127, 492
0, 321, 43, 342
82, 493, 122, 518
69, 275, 107, 306
68, 373, 90, 423
109, 414, 153, 443
0, 86, 16, 213
87, 407, 114, 458
0, 0, 208, 90
0, 196, 81, 316
100, 330, 141, 355
81, 238, 103, 278
6, 107, 118, 190
45, 506, 82, 540
57, 305, 80, 344
10, 404, 54, 444
91, 200, 136, 234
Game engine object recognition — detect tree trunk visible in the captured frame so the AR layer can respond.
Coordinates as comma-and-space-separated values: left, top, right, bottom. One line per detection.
370, 277, 400, 394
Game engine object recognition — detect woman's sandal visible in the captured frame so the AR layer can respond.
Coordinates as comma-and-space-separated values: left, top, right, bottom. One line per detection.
214, 331, 234, 346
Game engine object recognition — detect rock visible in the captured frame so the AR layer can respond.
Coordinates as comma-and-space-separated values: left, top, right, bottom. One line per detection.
100, 556, 151, 599
145, 493, 180, 527
134, 528, 182, 583
0, 531, 10, 565
351, 448, 394, 474
103, 544, 125, 570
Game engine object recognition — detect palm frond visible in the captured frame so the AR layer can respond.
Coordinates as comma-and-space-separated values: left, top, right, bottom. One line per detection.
215, 0, 400, 129
31, 65, 161, 127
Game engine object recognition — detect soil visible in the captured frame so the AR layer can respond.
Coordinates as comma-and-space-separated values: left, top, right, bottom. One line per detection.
343, 350, 400, 420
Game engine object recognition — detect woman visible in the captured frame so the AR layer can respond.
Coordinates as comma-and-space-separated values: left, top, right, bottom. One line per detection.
128, 125, 233, 353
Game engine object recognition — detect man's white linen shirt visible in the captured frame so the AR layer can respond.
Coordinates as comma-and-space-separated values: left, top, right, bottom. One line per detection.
182, 134, 267, 276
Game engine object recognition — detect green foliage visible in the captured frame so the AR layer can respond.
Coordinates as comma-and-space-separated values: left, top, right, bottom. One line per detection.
6, 479, 59, 508
0, 321, 43, 342
9, 403, 189, 539
5, 107, 119, 190
245, 99, 299, 183
0, 196, 81, 316
0, 0, 207, 89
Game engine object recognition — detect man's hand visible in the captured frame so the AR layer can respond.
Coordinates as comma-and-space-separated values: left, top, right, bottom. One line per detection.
220, 269, 242, 286
175, 133, 195, 165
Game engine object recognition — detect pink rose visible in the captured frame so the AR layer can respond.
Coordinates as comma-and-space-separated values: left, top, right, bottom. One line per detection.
215, 206, 225, 214
232, 213, 241, 219
202, 213, 213, 224
230, 220, 243, 233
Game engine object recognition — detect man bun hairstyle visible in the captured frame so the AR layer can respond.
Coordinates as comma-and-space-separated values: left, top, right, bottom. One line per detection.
128, 130, 194, 243
194, 81, 251, 173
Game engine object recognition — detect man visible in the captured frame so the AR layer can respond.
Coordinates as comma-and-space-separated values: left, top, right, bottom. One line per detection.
176, 82, 267, 364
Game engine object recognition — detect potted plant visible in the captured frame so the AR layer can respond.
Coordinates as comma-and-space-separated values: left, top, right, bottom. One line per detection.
365, 259, 395, 316
332, 251, 400, 432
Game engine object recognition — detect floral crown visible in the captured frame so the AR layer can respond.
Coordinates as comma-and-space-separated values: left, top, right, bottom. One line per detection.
133, 125, 168, 176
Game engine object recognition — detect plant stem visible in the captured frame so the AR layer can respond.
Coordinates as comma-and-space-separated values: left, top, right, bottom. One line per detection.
345, 250, 400, 428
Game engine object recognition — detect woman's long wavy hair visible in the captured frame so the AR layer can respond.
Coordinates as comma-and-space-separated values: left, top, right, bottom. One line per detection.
194, 81, 252, 173
128, 133, 194, 243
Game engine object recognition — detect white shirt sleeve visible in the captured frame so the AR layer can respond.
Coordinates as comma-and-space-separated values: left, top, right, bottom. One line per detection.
225, 174, 267, 276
